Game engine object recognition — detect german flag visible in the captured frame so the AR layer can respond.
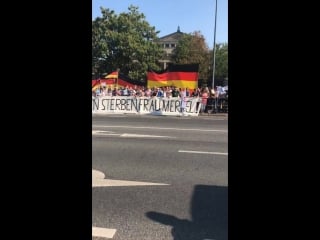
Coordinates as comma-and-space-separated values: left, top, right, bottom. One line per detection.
92, 79, 116, 91
92, 79, 101, 91
117, 73, 144, 88
147, 64, 199, 89
95, 72, 144, 89
105, 71, 118, 79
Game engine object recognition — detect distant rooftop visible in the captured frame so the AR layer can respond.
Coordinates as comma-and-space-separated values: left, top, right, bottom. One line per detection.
158, 26, 185, 40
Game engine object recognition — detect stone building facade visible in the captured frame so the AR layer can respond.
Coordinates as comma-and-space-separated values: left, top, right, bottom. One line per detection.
156, 26, 185, 70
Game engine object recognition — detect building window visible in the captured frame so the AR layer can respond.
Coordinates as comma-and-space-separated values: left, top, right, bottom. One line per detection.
171, 43, 176, 48
165, 43, 170, 48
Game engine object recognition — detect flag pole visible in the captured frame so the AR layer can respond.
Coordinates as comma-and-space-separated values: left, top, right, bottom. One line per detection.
116, 68, 120, 89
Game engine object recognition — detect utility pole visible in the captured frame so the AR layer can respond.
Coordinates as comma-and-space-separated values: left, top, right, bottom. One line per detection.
212, 0, 218, 113
212, 0, 218, 89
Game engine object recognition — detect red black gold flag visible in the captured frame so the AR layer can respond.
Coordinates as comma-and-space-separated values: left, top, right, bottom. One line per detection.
147, 64, 199, 89
92, 71, 144, 91
105, 71, 118, 79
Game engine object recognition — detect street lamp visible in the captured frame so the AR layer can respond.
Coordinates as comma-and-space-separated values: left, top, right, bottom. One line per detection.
212, 0, 218, 89
212, 0, 218, 113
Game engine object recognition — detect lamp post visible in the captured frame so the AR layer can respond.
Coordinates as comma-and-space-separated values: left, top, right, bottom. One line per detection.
212, 0, 218, 113
212, 0, 218, 89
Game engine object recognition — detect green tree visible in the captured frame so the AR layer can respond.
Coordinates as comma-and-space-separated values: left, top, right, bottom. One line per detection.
171, 31, 211, 86
209, 43, 228, 87
92, 5, 163, 82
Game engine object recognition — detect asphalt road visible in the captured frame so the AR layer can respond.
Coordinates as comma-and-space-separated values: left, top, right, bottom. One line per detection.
92, 114, 228, 240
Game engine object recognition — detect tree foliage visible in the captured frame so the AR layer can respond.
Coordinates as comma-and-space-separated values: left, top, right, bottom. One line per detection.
171, 33, 228, 87
171, 31, 210, 83
92, 5, 163, 82
209, 43, 228, 87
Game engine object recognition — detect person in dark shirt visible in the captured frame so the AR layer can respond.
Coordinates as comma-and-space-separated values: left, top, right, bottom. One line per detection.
172, 87, 180, 97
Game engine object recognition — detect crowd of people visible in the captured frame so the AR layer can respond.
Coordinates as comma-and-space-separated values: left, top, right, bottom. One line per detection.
92, 85, 228, 113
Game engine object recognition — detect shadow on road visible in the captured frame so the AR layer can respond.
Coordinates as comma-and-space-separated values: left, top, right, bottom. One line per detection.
146, 185, 228, 240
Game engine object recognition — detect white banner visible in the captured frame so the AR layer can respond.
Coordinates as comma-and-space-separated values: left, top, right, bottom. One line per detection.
92, 96, 201, 116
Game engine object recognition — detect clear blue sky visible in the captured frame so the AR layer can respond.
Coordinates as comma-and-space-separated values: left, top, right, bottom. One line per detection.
92, 0, 228, 48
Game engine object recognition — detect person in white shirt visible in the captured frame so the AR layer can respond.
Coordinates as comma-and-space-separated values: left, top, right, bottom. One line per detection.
179, 88, 187, 115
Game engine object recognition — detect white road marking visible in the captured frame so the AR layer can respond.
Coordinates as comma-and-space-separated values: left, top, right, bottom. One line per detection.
92, 227, 116, 239
92, 131, 175, 138
120, 133, 175, 138
178, 150, 228, 155
92, 170, 169, 238
92, 170, 118, 238
92, 125, 227, 133
92, 169, 169, 187
92, 130, 118, 136
92, 130, 115, 133
94, 179, 170, 187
